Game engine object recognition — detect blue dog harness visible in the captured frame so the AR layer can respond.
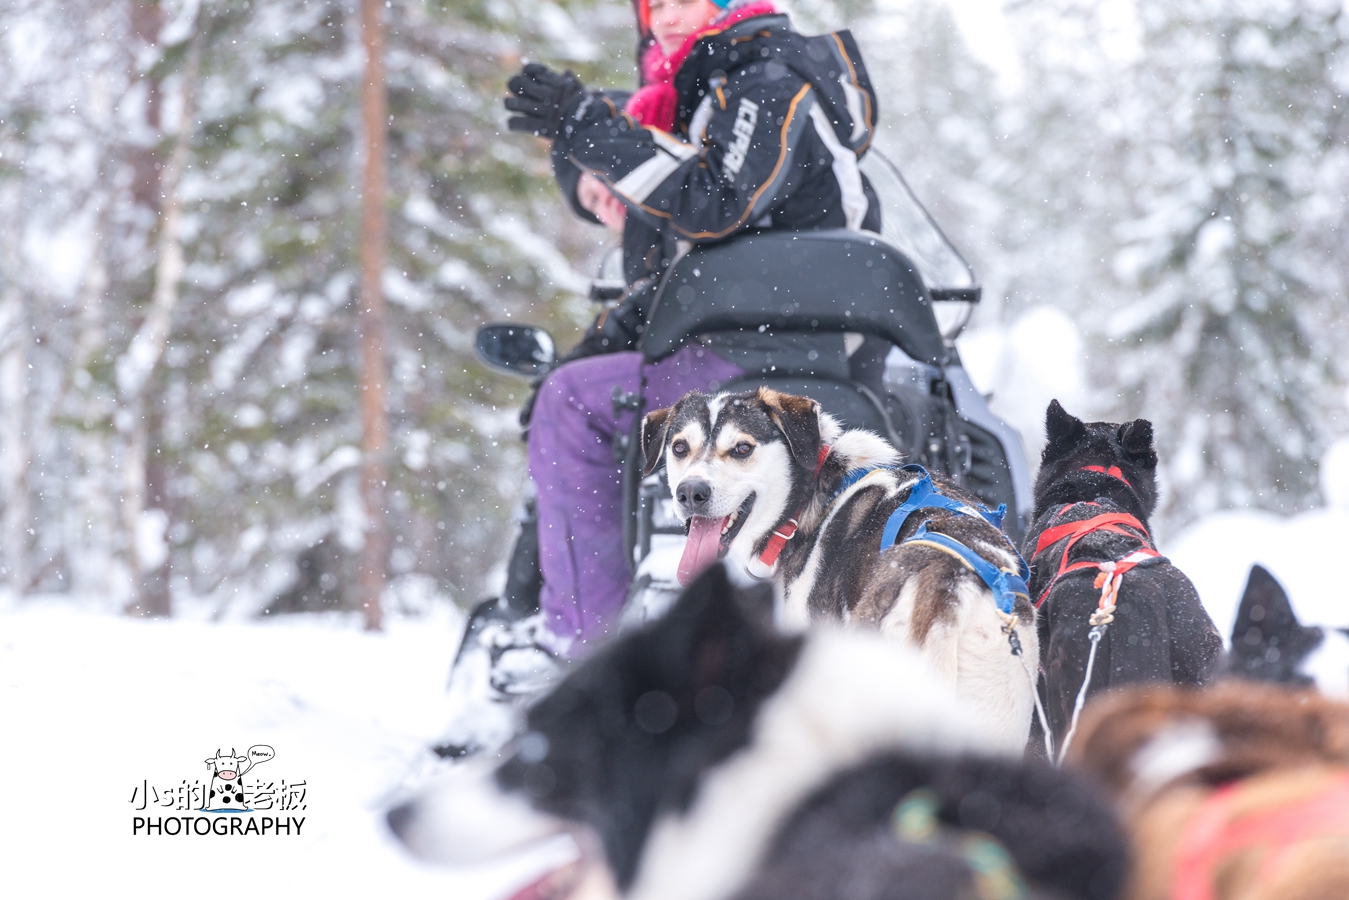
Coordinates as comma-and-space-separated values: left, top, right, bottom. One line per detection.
832, 463, 1051, 758
876, 465, 1031, 615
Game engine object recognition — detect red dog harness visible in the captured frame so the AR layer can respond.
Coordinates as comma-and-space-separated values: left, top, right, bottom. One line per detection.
1032, 506, 1160, 608
1030, 467, 1162, 608
1172, 771, 1349, 900
1039, 466, 1165, 762
1080, 464, 1130, 486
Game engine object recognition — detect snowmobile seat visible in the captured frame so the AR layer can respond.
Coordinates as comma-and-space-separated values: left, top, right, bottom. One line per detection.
639, 229, 948, 368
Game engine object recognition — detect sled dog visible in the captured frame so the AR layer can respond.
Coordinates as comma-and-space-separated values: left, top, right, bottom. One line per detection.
1024, 400, 1223, 747
640, 387, 1039, 751
1067, 682, 1349, 900
1223, 563, 1349, 697
388, 565, 1126, 900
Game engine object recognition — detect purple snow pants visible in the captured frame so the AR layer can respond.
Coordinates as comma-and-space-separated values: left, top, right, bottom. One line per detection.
528, 343, 744, 654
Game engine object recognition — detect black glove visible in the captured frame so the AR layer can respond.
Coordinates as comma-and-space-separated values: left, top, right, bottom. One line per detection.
505, 63, 586, 140
569, 278, 659, 359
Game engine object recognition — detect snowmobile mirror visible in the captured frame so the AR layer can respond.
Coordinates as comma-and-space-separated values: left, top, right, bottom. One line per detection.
476, 324, 557, 378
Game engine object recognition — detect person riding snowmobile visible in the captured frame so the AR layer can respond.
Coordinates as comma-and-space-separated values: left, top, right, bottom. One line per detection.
435, 0, 881, 756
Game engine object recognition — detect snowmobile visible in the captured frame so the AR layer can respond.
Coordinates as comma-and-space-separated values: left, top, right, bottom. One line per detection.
435, 151, 1031, 757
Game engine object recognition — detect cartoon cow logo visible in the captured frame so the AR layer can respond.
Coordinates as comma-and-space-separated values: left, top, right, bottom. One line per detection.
202, 745, 275, 812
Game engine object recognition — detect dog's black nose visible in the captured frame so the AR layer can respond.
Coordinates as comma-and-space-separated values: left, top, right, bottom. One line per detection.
676, 479, 713, 514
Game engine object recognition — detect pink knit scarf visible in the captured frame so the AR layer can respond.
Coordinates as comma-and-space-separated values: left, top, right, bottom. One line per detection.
625, 2, 778, 131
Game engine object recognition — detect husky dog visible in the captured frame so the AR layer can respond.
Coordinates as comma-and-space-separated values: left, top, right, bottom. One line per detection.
388, 565, 1127, 900
1024, 400, 1223, 746
640, 388, 1039, 751
1223, 564, 1349, 697
1066, 682, 1349, 900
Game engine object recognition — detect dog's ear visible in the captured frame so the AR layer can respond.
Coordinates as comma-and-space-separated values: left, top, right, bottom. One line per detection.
1232, 565, 1300, 646
1043, 399, 1086, 460
1227, 564, 1322, 683
641, 406, 674, 476
1117, 419, 1158, 468
760, 388, 822, 471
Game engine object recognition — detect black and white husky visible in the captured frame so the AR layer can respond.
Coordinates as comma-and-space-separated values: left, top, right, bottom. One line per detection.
1224, 563, 1349, 696
387, 565, 1127, 900
639, 388, 1039, 751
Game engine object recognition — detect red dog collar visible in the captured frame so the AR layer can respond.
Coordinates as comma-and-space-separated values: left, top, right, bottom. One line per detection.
749, 444, 831, 577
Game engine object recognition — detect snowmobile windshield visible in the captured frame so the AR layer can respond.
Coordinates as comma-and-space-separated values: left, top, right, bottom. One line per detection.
861, 150, 978, 302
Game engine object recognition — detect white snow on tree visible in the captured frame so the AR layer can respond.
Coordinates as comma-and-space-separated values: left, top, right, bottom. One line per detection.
0, 0, 629, 614
1, 0, 1346, 611
1106, 0, 1349, 525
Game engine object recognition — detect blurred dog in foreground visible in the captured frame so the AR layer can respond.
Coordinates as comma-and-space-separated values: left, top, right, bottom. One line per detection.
1067, 682, 1349, 900
642, 388, 1040, 752
388, 565, 1126, 900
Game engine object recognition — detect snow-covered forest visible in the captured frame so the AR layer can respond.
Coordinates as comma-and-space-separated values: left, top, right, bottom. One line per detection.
0, 0, 1346, 620
5, 2, 1349, 897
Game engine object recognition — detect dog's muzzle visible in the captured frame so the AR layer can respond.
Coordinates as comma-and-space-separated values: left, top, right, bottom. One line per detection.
675, 478, 713, 518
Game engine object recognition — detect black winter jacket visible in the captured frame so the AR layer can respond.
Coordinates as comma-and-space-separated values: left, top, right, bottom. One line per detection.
555, 13, 881, 242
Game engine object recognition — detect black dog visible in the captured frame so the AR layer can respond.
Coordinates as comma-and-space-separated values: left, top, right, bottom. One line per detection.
1024, 401, 1222, 749
1223, 563, 1349, 695
734, 752, 1128, 900
388, 563, 1127, 900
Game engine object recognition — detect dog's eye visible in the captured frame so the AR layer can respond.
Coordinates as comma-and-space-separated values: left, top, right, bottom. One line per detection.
671, 439, 689, 457
731, 442, 754, 458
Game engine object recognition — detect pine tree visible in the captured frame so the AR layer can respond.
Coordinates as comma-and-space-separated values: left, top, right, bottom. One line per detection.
997, 0, 1137, 323
0, 0, 169, 606
161, 0, 635, 614
0, 0, 634, 612
1109, 0, 1349, 524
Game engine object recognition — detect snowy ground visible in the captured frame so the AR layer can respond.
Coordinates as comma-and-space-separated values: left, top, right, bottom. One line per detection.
0, 600, 574, 899
5, 499, 1348, 899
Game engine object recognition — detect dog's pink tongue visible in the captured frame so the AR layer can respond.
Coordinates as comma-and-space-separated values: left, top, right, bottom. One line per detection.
678, 515, 729, 586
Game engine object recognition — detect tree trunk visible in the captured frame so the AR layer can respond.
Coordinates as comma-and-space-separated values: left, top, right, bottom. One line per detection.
138, 396, 172, 616
119, 3, 199, 616
358, 0, 389, 632
70, 253, 118, 605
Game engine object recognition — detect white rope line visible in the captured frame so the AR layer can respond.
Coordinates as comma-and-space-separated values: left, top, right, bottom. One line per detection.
1057, 624, 1105, 766
1020, 646, 1054, 761
999, 613, 1055, 761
